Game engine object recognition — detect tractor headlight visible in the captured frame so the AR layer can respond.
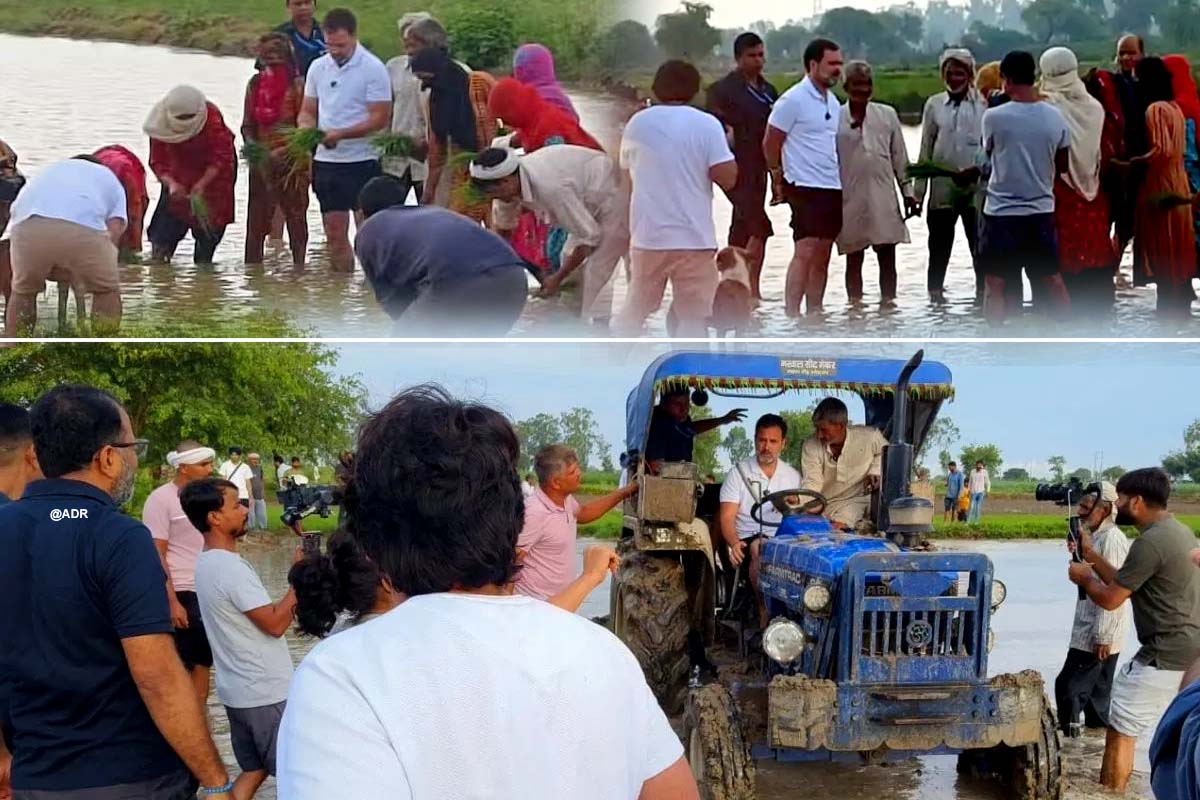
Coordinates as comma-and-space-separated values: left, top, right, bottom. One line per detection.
988, 628, 997, 653
991, 580, 1007, 611
803, 583, 832, 613
763, 618, 806, 665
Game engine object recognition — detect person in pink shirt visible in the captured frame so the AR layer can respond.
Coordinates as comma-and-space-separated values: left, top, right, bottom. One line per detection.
516, 444, 637, 610
142, 439, 216, 704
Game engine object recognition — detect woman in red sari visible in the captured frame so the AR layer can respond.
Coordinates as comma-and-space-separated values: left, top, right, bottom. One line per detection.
144, 85, 237, 265
242, 32, 310, 266
487, 78, 602, 153
92, 145, 148, 262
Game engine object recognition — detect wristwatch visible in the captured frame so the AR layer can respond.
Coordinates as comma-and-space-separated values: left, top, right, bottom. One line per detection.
198, 780, 235, 796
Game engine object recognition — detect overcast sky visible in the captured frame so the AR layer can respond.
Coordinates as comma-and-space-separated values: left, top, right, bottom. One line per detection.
333, 342, 1200, 477
624, 0, 908, 29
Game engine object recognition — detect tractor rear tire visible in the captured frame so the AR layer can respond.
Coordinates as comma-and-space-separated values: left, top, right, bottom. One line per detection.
1009, 698, 1064, 800
613, 547, 691, 715
684, 684, 757, 800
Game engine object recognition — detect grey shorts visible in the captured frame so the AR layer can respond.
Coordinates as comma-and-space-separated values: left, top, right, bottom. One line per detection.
13, 770, 195, 800
227, 701, 286, 776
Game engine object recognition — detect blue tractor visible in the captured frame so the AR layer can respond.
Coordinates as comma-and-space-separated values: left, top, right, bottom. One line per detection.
611, 350, 1062, 800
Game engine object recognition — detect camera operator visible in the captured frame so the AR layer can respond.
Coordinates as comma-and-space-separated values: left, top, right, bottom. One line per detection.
1055, 482, 1131, 737
1068, 468, 1200, 793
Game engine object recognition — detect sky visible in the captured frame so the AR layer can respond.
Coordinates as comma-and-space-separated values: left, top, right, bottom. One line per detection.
626, 0, 906, 29
333, 342, 1200, 477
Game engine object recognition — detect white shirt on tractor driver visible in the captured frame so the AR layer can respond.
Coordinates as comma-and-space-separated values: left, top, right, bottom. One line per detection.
720, 457, 803, 541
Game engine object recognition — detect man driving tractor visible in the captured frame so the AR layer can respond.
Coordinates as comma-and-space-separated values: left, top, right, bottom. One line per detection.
800, 397, 888, 530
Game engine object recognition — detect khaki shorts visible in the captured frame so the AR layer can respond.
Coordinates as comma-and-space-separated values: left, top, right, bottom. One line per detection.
10, 216, 120, 296
1109, 658, 1184, 738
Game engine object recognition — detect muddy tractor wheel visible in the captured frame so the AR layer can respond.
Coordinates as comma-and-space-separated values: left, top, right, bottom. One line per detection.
612, 548, 691, 714
684, 683, 757, 800
956, 697, 1064, 800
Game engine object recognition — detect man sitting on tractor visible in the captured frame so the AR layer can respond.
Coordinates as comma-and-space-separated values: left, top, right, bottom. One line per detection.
799, 397, 888, 529
717, 414, 801, 627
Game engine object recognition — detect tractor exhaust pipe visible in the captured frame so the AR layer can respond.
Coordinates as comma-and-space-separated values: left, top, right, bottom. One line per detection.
878, 351, 924, 536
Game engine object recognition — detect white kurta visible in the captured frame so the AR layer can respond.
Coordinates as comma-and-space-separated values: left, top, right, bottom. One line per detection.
835, 102, 914, 255
800, 425, 888, 527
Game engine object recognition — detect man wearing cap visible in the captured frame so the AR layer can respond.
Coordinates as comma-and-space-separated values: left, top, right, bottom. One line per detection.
916, 48, 988, 304
144, 440, 218, 703
1056, 482, 1131, 737
471, 146, 630, 329
220, 447, 254, 509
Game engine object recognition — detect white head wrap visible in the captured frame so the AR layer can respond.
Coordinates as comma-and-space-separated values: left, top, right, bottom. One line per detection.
1092, 480, 1120, 529
1039, 47, 1105, 201
167, 446, 216, 469
468, 148, 520, 181
940, 48, 976, 78
143, 86, 209, 144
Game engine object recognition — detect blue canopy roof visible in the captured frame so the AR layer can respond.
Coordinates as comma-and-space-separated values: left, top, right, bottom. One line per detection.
625, 352, 954, 454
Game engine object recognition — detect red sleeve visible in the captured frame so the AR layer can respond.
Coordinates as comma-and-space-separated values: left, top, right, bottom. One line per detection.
205, 104, 236, 173
242, 77, 259, 142
148, 137, 172, 181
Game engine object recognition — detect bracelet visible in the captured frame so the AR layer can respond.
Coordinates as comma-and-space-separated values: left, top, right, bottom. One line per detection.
198, 780, 235, 796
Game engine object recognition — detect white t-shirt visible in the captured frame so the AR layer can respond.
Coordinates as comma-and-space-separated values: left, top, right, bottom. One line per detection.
194, 549, 294, 709
768, 77, 842, 190
10, 159, 127, 232
720, 458, 803, 540
620, 104, 734, 250
277, 593, 683, 799
305, 44, 393, 164
219, 460, 253, 501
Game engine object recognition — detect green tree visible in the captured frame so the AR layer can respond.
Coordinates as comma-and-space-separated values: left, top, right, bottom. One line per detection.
560, 407, 606, 470
962, 21, 1036, 63
1101, 465, 1127, 482
444, 5, 519, 69
594, 20, 660, 71
514, 413, 563, 473
690, 406, 721, 477
780, 409, 816, 470
765, 23, 811, 62
1022, 0, 1104, 42
1003, 468, 1030, 481
722, 426, 753, 465
1048, 455, 1067, 482
654, 2, 721, 61
918, 416, 960, 466
1163, 418, 1200, 483
0, 342, 365, 466
939, 449, 954, 470
959, 443, 1002, 476
1069, 467, 1094, 482
816, 7, 887, 59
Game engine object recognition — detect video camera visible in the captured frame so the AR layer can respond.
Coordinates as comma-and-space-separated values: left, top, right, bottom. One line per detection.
277, 478, 341, 542
1036, 478, 1102, 599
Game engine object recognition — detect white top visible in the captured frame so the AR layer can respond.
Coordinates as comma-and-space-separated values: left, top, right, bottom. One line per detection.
277, 593, 682, 799
620, 104, 733, 250
720, 457, 803, 540
768, 77, 842, 190
519, 145, 626, 249
219, 460, 253, 501
305, 44, 393, 164
1070, 523, 1133, 652
968, 469, 991, 494
194, 549, 294, 708
915, 90, 988, 209
384, 54, 429, 182
11, 159, 127, 232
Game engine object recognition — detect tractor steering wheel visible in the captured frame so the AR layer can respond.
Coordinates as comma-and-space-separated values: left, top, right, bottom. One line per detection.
751, 488, 828, 528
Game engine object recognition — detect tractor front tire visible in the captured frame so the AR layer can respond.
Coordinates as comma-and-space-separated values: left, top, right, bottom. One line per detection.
683, 683, 757, 800
613, 547, 691, 715
956, 696, 1064, 800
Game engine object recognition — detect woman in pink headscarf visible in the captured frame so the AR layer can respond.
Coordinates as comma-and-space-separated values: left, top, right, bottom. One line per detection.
513, 43, 578, 122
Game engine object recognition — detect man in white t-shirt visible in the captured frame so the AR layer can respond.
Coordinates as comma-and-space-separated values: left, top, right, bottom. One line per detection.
615, 60, 737, 338
719, 414, 802, 626
298, 8, 392, 272
5, 156, 127, 335
218, 447, 253, 507
278, 386, 697, 800
764, 38, 845, 317
183, 478, 297, 800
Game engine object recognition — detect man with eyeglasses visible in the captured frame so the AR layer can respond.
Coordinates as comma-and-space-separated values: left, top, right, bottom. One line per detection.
144, 439, 219, 705
0, 386, 232, 800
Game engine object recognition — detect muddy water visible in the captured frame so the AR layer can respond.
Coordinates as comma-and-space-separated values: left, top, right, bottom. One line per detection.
3, 32, 1194, 338
231, 538, 1150, 799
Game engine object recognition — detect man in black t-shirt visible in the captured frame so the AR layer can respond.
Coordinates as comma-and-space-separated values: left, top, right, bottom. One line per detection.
644, 388, 746, 469
1069, 467, 1200, 794
706, 33, 779, 299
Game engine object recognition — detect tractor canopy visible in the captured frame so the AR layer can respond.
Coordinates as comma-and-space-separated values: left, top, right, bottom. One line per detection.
624, 352, 955, 459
